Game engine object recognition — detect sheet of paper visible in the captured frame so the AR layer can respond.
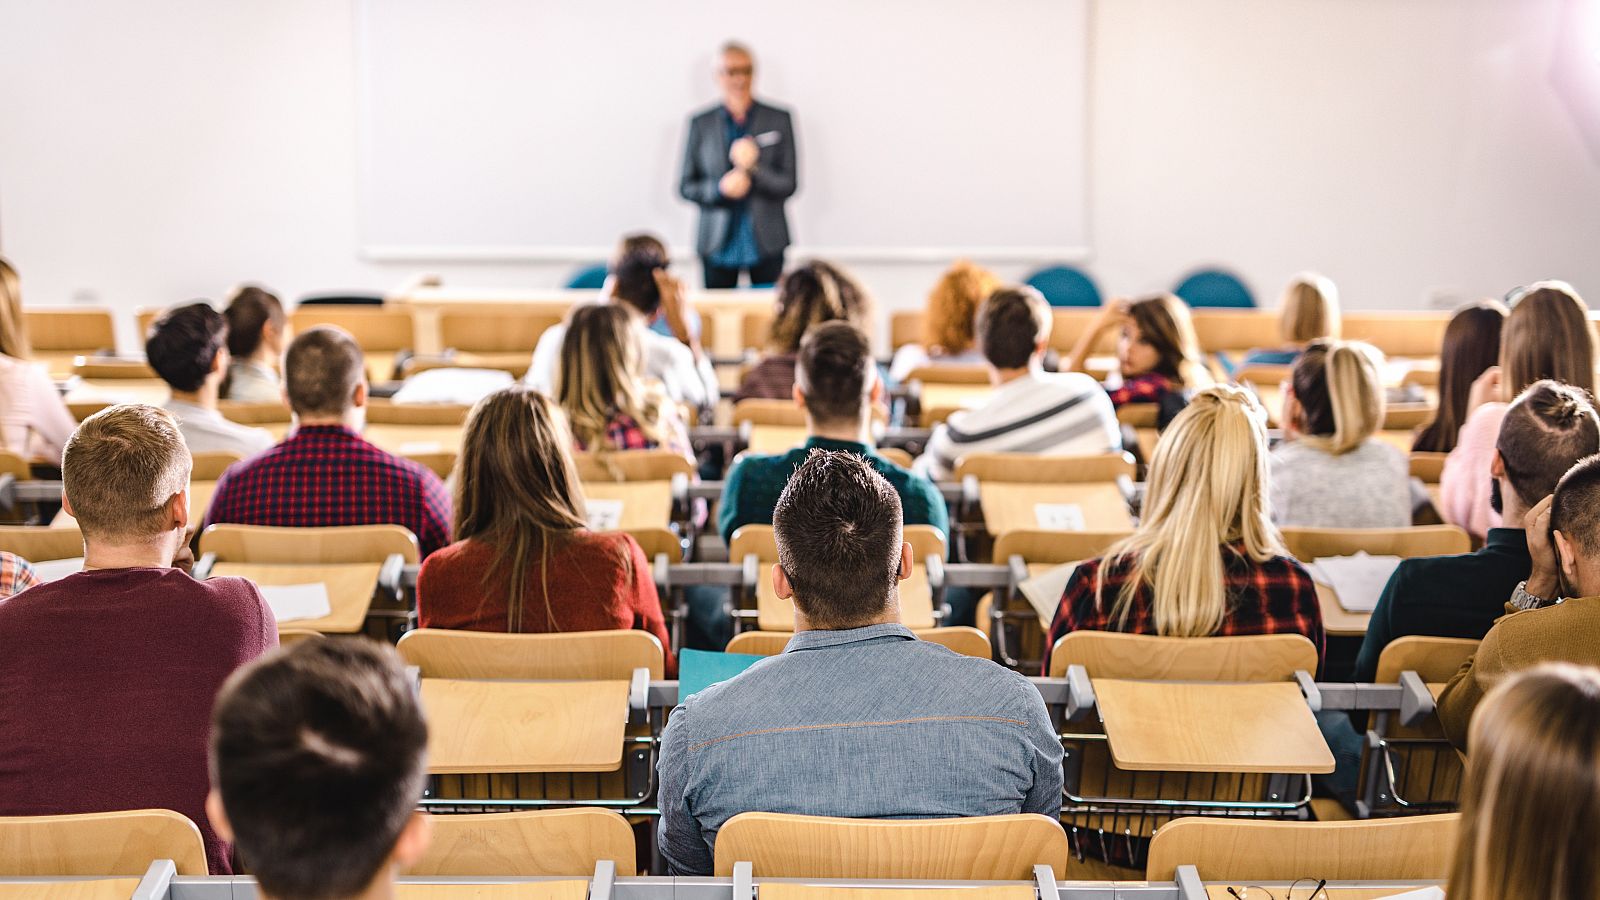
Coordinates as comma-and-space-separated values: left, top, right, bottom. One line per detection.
1376, 888, 1444, 900
29, 558, 84, 582
1303, 552, 1403, 613
585, 498, 624, 531
1034, 503, 1086, 531
390, 367, 514, 405
678, 649, 766, 699
1019, 562, 1079, 629
260, 583, 333, 623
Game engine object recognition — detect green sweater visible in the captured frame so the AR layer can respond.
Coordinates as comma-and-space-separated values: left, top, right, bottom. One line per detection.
717, 437, 950, 545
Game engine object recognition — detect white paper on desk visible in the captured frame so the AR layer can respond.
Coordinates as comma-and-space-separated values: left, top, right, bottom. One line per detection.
30, 558, 83, 582
586, 498, 624, 531
1019, 562, 1079, 629
1034, 503, 1085, 531
1376, 888, 1444, 900
390, 368, 513, 405
260, 583, 332, 622
1303, 552, 1403, 613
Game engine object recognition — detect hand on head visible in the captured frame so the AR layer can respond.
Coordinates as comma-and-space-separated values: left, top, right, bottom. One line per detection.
1525, 493, 1560, 600
1468, 365, 1503, 413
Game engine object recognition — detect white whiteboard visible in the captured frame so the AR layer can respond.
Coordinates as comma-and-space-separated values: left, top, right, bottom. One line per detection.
356, 0, 1088, 261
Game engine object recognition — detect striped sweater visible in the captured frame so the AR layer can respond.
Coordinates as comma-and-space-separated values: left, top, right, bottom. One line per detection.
913, 370, 1122, 480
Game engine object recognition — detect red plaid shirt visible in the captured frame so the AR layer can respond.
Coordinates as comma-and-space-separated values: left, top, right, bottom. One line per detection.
1107, 372, 1173, 408
0, 552, 37, 598
578, 411, 694, 461
1042, 546, 1324, 675
204, 425, 452, 557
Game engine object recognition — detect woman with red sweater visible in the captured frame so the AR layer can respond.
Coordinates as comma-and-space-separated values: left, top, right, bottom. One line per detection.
417, 385, 674, 674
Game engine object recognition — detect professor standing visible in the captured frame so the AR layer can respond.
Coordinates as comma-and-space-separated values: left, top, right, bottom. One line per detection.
679, 41, 798, 289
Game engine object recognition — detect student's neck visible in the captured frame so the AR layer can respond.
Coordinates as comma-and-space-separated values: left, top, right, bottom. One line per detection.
245, 347, 277, 371
807, 417, 870, 445
296, 411, 360, 429
262, 875, 396, 900
991, 365, 1031, 387
82, 535, 178, 571
793, 607, 900, 634
171, 381, 220, 411
1500, 493, 1529, 530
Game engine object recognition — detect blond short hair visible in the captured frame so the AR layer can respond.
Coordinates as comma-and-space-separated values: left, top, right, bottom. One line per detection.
63, 405, 191, 539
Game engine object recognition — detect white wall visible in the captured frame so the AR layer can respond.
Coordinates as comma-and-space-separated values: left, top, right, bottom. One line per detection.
2, 0, 1598, 354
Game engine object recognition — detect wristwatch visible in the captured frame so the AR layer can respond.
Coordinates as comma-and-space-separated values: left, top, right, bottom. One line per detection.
1510, 580, 1552, 610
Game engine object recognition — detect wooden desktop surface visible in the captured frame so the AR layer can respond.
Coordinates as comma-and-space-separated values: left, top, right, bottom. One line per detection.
62, 379, 169, 407
0, 880, 141, 900
761, 885, 1036, 900
980, 483, 1133, 537
211, 561, 381, 634
582, 481, 674, 530
1094, 679, 1334, 774
396, 879, 591, 900
421, 679, 629, 774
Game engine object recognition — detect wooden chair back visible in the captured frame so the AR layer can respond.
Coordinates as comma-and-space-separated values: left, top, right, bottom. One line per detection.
573, 449, 696, 482
407, 809, 637, 876
133, 307, 163, 339
291, 305, 417, 351
403, 448, 458, 480
277, 628, 324, 647
906, 364, 990, 385
1116, 404, 1159, 428
732, 398, 805, 427
190, 450, 244, 482
24, 309, 116, 354
625, 526, 684, 563
712, 812, 1071, 879
396, 628, 666, 680
741, 310, 775, 353
877, 447, 914, 468
1384, 403, 1433, 431
1279, 525, 1470, 562
0, 525, 83, 563
1190, 310, 1279, 355
727, 626, 989, 659
1048, 631, 1318, 680
198, 523, 421, 565
1341, 313, 1449, 359
1049, 309, 1117, 355
0, 809, 208, 876
729, 524, 946, 564
889, 310, 924, 350
439, 308, 564, 354
366, 399, 472, 426
71, 357, 155, 379
1145, 813, 1459, 882
1409, 451, 1447, 483
993, 529, 1130, 567
955, 451, 1135, 484
1375, 636, 1480, 684
217, 400, 293, 425
0, 450, 32, 481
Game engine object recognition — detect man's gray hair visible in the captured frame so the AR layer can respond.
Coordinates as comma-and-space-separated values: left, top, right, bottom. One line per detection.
720, 40, 754, 61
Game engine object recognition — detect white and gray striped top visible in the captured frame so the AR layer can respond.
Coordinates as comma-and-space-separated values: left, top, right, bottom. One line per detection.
912, 370, 1123, 481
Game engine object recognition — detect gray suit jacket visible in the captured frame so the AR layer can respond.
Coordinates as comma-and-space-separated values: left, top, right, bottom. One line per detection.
678, 100, 798, 258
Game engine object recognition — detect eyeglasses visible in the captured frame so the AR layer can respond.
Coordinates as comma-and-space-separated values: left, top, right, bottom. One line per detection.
721, 65, 754, 76
1224, 880, 1329, 900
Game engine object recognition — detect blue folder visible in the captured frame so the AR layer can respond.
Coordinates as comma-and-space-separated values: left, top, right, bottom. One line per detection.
678, 648, 766, 699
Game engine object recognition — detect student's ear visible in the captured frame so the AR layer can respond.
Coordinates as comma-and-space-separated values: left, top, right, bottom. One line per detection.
1555, 529, 1578, 580
898, 541, 913, 582
352, 379, 370, 410
791, 383, 806, 410
211, 346, 229, 376
1489, 449, 1506, 480
389, 811, 433, 871
869, 373, 885, 405
1033, 338, 1049, 357
205, 790, 234, 844
168, 489, 191, 534
60, 491, 74, 520
772, 562, 793, 600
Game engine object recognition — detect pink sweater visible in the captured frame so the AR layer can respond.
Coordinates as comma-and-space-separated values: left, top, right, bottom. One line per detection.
1438, 402, 1505, 541
0, 355, 76, 461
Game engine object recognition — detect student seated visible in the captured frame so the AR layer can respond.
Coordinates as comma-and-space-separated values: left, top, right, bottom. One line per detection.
1237, 272, 1340, 368
1438, 453, 1600, 749
1356, 381, 1599, 680
557, 304, 694, 463
1411, 300, 1505, 454
1064, 292, 1209, 417
657, 450, 1062, 875
888, 260, 999, 383
417, 386, 674, 672
0, 404, 276, 873
145, 302, 275, 457
720, 321, 948, 542
1440, 281, 1593, 541
914, 285, 1121, 481
204, 326, 452, 556
734, 259, 872, 402
1447, 664, 1600, 900
0, 256, 78, 460
527, 241, 717, 416
1269, 339, 1410, 528
221, 285, 287, 404
208, 639, 431, 900
1043, 386, 1324, 674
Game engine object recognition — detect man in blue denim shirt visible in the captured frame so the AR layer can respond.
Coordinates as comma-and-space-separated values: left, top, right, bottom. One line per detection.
656, 450, 1063, 875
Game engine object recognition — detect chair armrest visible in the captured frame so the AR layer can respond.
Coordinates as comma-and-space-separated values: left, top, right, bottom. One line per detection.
1296, 670, 1322, 712
1065, 664, 1096, 719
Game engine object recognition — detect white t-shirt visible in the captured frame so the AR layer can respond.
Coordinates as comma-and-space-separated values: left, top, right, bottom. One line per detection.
163, 399, 275, 459
525, 308, 718, 411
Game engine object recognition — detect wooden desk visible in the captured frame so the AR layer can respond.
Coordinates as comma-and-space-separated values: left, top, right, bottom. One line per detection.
421, 679, 629, 774
211, 561, 381, 634
0, 881, 141, 900
1315, 582, 1372, 638
1094, 679, 1334, 774
762, 886, 1035, 900
364, 424, 465, 455
583, 481, 673, 530
919, 383, 990, 411
62, 378, 169, 407
397, 880, 590, 900
755, 565, 936, 631
747, 425, 808, 455
980, 483, 1133, 537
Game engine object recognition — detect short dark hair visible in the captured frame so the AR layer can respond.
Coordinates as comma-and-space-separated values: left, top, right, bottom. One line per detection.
772, 450, 903, 628
1552, 454, 1600, 560
146, 303, 227, 393
211, 638, 427, 900
613, 246, 668, 317
223, 286, 284, 358
977, 287, 1051, 369
796, 322, 872, 426
1500, 381, 1600, 509
285, 326, 364, 417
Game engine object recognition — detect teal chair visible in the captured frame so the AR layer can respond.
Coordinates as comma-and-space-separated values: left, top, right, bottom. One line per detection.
565, 263, 609, 290
1024, 265, 1102, 308
1173, 268, 1255, 308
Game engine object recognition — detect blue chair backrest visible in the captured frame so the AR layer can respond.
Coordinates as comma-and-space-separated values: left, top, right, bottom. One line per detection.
565, 263, 609, 290
1173, 268, 1255, 308
1024, 265, 1102, 308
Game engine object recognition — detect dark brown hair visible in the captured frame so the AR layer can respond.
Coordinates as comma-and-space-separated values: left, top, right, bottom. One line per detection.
1126, 293, 1206, 387
211, 638, 427, 900
1414, 301, 1507, 453
146, 302, 228, 394
285, 326, 364, 417
1548, 454, 1600, 561
1502, 281, 1594, 397
796, 321, 873, 426
1289, 339, 1386, 455
767, 260, 871, 353
223, 286, 285, 359
1495, 380, 1599, 510
978, 286, 1052, 370
773, 449, 903, 628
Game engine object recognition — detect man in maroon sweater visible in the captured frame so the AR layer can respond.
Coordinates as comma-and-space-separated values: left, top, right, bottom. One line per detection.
0, 404, 277, 874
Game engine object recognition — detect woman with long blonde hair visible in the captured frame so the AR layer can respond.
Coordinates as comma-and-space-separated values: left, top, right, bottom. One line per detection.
416, 385, 674, 670
1270, 339, 1410, 527
1067, 293, 1211, 415
557, 303, 692, 462
888, 260, 1000, 382
1042, 385, 1323, 672
0, 257, 77, 461
1448, 663, 1600, 900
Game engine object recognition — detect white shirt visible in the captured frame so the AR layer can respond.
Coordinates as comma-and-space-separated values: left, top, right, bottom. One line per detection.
163, 399, 275, 458
524, 309, 718, 411
224, 360, 281, 405
912, 369, 1122, 481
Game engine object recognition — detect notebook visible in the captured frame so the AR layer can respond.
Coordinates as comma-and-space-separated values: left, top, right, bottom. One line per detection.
678, 648, 766, 699
260, 583, 333, 622
1303, 552, 1403, 613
